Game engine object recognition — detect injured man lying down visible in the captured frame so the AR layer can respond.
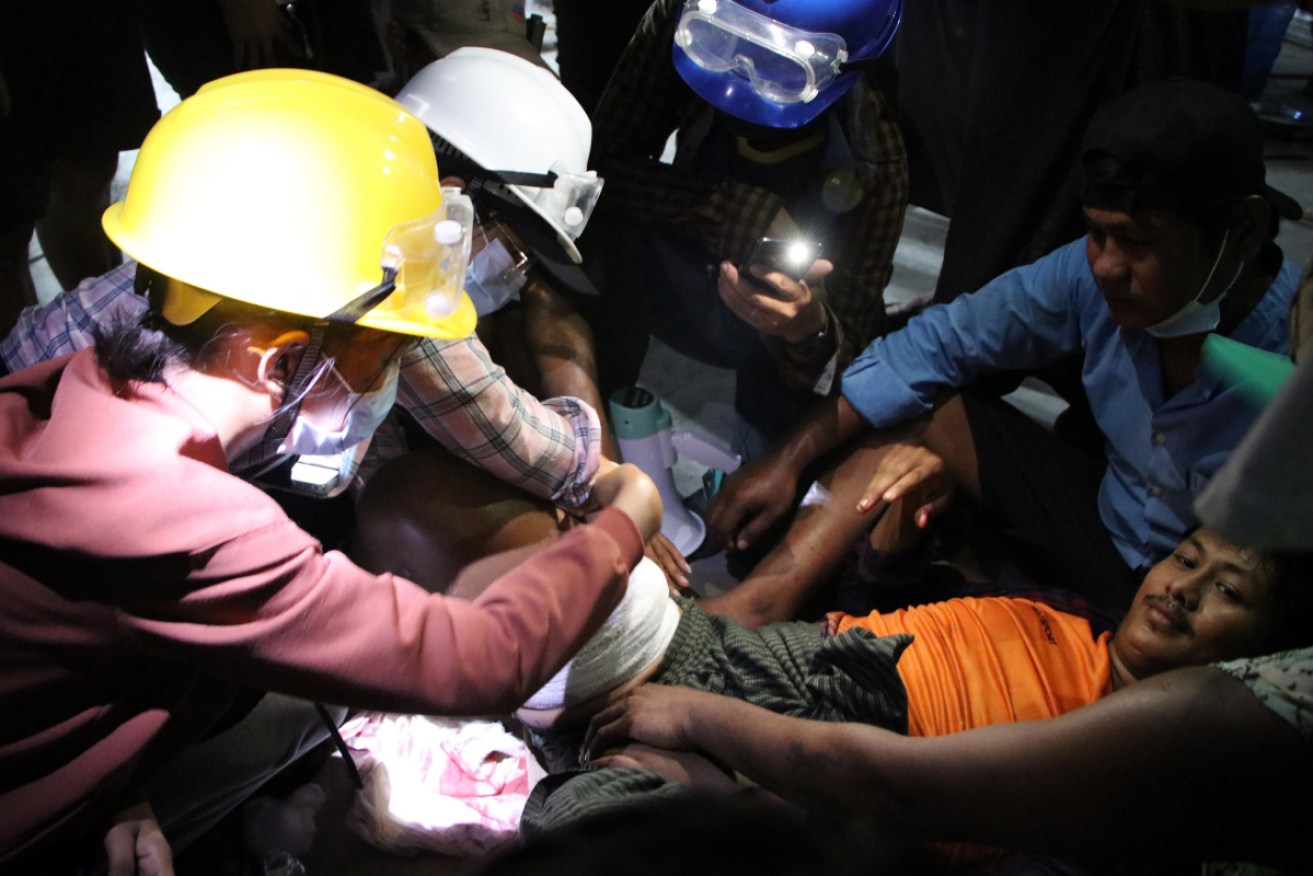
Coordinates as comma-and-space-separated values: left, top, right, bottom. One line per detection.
510, 487, 1313, 866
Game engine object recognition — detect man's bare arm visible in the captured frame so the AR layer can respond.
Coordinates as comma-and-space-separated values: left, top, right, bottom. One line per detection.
589, 669, 1312, 868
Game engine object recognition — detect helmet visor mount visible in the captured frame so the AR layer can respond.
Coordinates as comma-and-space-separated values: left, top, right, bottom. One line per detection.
428, 132, 603, 243
479, 161, 603, 242
675, 0, 850, 105
528, 161, 603, 241
336, 187, 475, 327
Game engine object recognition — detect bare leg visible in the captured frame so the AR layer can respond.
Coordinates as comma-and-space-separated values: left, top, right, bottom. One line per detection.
35, 153, 121, 291
701, 396, 979, 627
350, 445, 564, 598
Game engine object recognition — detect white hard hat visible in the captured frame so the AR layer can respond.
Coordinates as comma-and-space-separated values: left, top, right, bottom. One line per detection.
396, 47, 602, 264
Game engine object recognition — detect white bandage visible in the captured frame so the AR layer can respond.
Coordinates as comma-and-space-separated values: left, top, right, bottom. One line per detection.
520, 556, 679, 711
799, 479, 830, 508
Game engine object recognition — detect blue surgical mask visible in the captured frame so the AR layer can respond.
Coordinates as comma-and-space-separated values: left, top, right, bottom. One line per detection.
279, 359, 400, 457
1145, 227, 1241, 339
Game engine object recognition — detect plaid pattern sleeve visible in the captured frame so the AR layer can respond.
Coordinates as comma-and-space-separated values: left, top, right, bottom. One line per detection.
0, 262, 144, 373
389, 336, 602, 508
1215, 647, 1313, 743
590, 0, 785, 262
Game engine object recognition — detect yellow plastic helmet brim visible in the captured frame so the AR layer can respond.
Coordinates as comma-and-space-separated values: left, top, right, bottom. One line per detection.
357, 287, 478, 340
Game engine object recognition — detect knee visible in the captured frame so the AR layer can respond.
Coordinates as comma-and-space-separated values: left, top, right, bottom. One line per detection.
351, 447, 560, 588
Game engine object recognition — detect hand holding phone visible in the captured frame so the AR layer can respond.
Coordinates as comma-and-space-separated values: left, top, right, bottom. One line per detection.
739, 237, 822, 298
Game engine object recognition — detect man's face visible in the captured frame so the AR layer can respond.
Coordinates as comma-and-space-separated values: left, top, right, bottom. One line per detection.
1084, 206, 1224, 330
1112, 529, 1279, 681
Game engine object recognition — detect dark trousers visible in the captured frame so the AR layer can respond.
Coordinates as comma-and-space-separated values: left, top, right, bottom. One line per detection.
585, 218, 816, 461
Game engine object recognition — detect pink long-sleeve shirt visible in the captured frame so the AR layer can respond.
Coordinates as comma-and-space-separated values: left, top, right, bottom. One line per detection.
0, 350, 641, 862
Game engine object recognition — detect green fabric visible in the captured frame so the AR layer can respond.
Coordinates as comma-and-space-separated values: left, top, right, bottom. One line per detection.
1201, 334, 1294, 406
521, 600, 913, 834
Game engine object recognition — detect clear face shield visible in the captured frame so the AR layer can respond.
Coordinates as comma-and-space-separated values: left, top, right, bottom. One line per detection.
674, 0, 852, 105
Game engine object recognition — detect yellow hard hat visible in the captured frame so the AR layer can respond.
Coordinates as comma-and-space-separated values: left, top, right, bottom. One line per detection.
102, 69, 476, 340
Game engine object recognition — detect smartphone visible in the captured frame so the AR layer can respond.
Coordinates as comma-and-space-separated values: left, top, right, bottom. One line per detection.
739, 237, 822, 296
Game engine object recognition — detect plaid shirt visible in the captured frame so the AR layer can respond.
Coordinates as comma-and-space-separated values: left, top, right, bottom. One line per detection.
0, 262, 142, 373
1, 264, 600, 507
590, 0, 909, 384
365, 337, 601, 507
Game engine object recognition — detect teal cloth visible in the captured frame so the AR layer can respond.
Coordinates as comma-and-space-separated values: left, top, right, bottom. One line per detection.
1201, 334, 1295, 406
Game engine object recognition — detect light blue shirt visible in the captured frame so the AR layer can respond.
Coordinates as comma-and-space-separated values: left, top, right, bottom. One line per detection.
841, 238, 1299, 575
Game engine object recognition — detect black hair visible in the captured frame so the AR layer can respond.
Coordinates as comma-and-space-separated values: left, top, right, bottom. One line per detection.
91, 265, 338, 385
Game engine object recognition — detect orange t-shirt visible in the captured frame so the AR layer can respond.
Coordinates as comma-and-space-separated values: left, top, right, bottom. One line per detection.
832, 596, 1113, 737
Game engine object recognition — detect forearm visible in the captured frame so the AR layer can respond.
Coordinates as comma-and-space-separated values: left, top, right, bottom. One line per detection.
520, 277, 619, 462
774, 392, 869, 475
685, 667, 1311, 867
678, 695, 901, 818
398, 338, 600, 506
857, 667, 1313, 868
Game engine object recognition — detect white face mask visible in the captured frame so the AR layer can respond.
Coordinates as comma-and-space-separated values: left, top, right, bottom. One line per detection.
278, 358, 401, 457
1145, 227, 1241, 339
464, 237, 529, 317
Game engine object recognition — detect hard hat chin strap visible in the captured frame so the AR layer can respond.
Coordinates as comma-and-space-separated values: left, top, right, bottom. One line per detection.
327, 268, 398, 325
428, 139, 559, 191
260, 265, 405, 446
264, 322, 329, 444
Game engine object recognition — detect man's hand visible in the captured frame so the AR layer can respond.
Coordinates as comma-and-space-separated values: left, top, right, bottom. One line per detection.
645, 531, 693, 595
217, 0, 303, 70
590, 741, 738, 793
591, 462, 663, 545
584, 683, 722, 758
854, 444, 954, 538
104, 801, 173, 876
717, 259, 835, 344
706, 453, 799, 552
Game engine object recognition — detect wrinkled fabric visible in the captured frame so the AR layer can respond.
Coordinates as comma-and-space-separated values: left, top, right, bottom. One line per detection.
339, 713, 546, 857
0, 349, 641, 861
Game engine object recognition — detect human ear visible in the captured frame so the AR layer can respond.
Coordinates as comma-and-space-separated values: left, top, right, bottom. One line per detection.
250, 330, 310, 396
1229, 195, 1271, 262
